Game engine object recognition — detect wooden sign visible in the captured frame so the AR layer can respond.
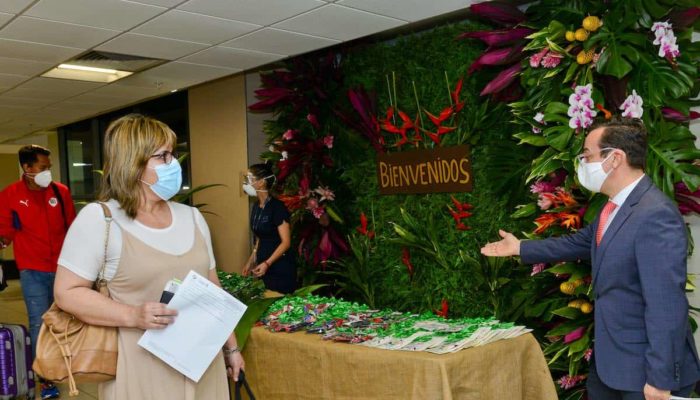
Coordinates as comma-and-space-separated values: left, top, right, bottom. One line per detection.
376, 145, 472, 195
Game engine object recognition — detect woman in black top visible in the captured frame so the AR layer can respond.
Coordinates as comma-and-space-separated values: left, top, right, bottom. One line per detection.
242, 164, 297, 293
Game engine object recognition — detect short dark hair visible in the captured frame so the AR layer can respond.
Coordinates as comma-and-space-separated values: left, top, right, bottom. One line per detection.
18, 145, 50, 167
249, 163, 276, 189
588, 117, 646, 170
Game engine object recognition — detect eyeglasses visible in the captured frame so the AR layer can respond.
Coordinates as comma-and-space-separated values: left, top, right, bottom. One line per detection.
576, 147, 616, 163
150, 151, 178, 165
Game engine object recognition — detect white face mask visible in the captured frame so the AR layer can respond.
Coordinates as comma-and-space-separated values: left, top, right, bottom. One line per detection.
242, 183, 258, 197
577, 150, 615, 193
242, 174, 274, 197
28, 170, 52, 188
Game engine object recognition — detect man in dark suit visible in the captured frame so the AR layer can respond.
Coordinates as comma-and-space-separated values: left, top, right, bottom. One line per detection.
481, 118, 700, 400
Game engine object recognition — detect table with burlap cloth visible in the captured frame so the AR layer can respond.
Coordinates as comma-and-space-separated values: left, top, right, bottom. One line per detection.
241, 327, 557, 399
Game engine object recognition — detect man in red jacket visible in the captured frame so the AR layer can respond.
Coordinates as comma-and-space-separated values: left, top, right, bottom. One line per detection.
0, 145, 76, 399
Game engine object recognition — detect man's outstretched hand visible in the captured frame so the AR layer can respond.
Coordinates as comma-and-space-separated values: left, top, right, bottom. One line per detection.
480, 230, 521, 257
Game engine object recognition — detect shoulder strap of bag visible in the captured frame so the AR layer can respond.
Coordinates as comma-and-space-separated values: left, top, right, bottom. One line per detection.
234, 371, 256, 400
96, 202, 112, 285
50, 183, 68, 231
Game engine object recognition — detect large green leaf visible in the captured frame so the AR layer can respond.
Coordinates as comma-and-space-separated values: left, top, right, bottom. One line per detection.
515, 132, 548, 147
544, 126, 574, 151
527, 148, 564, 182
596, 38, 633, 79
234, 296, 280, 348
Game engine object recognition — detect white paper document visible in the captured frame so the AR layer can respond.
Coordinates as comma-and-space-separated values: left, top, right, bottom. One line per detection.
138, 270, 247, 382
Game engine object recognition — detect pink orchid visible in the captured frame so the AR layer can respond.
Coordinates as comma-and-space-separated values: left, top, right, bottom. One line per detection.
620, 90, 643, 119
282, 129, 296, 140
584, 348, 593, 362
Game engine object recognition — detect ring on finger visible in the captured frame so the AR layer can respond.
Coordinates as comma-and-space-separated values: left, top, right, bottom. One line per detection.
153, 316, 158, 323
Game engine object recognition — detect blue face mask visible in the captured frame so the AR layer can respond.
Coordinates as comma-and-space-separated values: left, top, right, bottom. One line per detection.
143, 159, 182, 201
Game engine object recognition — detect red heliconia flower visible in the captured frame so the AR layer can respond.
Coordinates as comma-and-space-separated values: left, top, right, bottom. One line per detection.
356, 212, 375, 239
595, 104, 612, 120
278, 193, 304, 211
451, 78, 466, 112
435, 299, 449, 318
451, 196, 474, 213
401, 247, 414, 278
425, 106, 454, 126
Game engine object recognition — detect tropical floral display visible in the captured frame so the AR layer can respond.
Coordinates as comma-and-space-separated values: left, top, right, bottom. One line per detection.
247, 1, 700, 397
460, 1, 700, 398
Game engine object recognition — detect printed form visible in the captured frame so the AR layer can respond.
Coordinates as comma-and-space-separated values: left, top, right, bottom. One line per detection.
138, 270, 247, 382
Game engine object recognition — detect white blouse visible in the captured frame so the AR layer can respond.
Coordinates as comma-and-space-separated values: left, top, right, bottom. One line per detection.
58, 199, 216, 281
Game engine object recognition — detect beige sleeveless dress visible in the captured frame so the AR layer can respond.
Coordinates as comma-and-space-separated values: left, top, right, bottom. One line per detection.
99, 209, 228, 400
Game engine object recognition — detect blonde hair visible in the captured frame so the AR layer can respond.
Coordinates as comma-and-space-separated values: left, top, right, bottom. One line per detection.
98, 114, 177, 218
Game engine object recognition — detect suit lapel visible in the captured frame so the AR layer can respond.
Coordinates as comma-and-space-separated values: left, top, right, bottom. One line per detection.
591, 176, 653, 288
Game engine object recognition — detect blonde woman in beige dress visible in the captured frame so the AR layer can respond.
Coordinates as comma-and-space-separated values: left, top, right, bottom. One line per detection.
53, 114, 244, 399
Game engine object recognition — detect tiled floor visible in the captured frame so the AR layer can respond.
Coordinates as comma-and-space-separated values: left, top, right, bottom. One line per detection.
0, 279, 99, 399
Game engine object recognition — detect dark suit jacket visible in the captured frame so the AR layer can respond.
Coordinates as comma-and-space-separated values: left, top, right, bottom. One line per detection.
521, 175, 700, 391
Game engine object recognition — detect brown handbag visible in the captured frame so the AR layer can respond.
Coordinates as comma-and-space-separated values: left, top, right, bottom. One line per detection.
33, 203, 118, 396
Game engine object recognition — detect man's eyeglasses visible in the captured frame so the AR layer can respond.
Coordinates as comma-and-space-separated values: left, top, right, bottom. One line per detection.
150, 151, 178, 165
576, 147, 616, 163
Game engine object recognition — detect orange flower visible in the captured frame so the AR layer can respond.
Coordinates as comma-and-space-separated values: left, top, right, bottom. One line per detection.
555, 189, 578, 208
559, 213, 581, 230
534, 213, 559, 234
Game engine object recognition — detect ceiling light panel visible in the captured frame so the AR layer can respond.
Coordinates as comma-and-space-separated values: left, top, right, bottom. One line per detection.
25, 0, 166, 31
273, 4, 405, 41
221, 28, 339, 56
0, 17, 121, 49
178, 0, 325, 26
96, 33, 207, 60
133, 10, 260, 45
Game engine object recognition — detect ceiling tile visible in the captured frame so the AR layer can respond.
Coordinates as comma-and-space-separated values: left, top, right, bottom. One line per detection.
0, 17, 120, 49
273, 4, 405, 41
129, 0, 187, 7
0, 57, 54, 76
0, 39, 82, 63
0, 0, 34, 14
337, 0, 473, 22
181, 46, 282, 69
221, 28, 339, 56
178, 0, 325, 26
96, 33, 208, 60
87, 83, 164, 100
15, 77, 104, 93
25, 0, 166, 31
132, 10, 260, 45
0, 73, 29, 89
117, 61, 239, 90
0, 13, 13, 27
0, 95, 55, 108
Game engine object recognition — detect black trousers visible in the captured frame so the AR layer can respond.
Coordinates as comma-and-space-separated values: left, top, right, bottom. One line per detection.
587, 362, 695, 400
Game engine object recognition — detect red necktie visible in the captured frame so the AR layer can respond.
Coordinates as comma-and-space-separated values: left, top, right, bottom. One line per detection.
596, 201, 617, 245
